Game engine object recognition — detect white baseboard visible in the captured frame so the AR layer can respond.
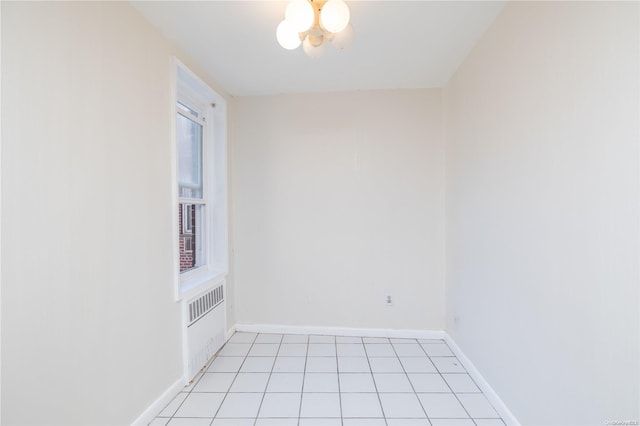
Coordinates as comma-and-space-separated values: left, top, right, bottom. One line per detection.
443, 333, 521, 426
234, 323, 446, 340
131, 377, 185, 426
225, 324, 237, 341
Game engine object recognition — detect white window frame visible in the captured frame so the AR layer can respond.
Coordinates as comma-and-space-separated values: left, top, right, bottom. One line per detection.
171, 58, 228, 300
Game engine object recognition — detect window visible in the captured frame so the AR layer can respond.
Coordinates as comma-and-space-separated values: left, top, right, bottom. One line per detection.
174, 59, 228, 298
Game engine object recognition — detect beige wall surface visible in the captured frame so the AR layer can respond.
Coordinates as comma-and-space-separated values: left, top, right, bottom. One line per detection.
232, 89, 445, 330
1, 2, 232, 424
445, 2, 639, 424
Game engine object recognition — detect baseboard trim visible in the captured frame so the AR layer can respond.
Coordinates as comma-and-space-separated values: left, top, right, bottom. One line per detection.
443, 333, 520, 426
131, 376, 185, 426
234, 323, 446, 340
225, 324, 237, 341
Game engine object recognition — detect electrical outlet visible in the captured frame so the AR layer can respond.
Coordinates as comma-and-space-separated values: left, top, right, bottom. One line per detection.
384, 294, 393, 306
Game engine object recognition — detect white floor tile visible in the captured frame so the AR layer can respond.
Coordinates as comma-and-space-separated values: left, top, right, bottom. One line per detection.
183, 372, 205, 392
308, 343, 336, 357
273, 357, 306, 373
339, 373, 377, 393
393, 343, 427, 357
167, 418, 212, 426
300, 393, 341, 418
364, 344, 396, 357
228, 332, 257, 344
337, 344, 366, 357
249, 343, 280, 357
362, 337, 389, 344
431, 357, 466, 373
338, 357, 371, 373
368, 357, 404, 373
207, 357, 245, 373
211, 419, 254, 426
407, 373, 451, 392
457, 393, 499, 418
279, 343, 308, 356
429, 419, 475, 426
304, 373, 339, 392
193, 372, 236, 392
340, 393, 383, 418
474, 419, 506, 426
387, 420, 430, 426
229, 372, 270, 392
266, 372, 304, 392
389, 338, 418, 344
417, 393, 468, 418
422, 343, 454, 357
373, 373, 413, 393
299, 419, 341, 426
174, 393, 225, 418
417, 339, 445, 344
399, 357, 437, 373
282, 334, 309, 343
148, 418, 168, 426
378, 393, 426, 418
336, 336, 363, 344
309, 335, 335, 343
442, 374, 480, 393
343, 419, 386, 426
258, 392, 302, 417
157, 392, 188, 417
239, 357, 275, 372
219, 343, 252, 357
306, 357, 337, 373
255, 333, 283, 343
216, 393, 263, 418
255, 419, 298, 426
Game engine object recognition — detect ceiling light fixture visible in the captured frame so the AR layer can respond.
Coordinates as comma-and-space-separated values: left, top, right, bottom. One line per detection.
276, 0, 354, 58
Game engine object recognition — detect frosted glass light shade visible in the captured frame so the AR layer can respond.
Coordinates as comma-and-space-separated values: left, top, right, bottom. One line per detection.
320, 0, 350, 33
302, 36, 327, 58
276, 20, 301, 50
330, 23, 354, 50
285, 0, 314, 32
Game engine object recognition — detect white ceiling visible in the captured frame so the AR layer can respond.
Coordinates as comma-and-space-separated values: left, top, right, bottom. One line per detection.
132, 1, 505, 97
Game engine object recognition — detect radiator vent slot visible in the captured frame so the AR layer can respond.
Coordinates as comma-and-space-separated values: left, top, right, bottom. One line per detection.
188, 284, 224, 326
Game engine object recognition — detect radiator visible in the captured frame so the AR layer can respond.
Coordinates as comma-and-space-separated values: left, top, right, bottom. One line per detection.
184, 282, 226, 382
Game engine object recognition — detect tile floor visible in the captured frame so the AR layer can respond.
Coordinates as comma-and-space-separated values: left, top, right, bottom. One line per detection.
150, 332, 505, 426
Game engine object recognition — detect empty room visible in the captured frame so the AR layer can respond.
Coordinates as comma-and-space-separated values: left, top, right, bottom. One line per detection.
1, 1, 638, 425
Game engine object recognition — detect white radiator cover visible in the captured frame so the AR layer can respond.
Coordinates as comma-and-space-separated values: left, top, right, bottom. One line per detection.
184, 282, 226, 382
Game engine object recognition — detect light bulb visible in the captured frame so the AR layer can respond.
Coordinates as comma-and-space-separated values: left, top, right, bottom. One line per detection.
302, 36, 327, 58
330, 23, 354, 50
320, 0, 350, 33
276, 20, 301, 50
285, 0, 314, 32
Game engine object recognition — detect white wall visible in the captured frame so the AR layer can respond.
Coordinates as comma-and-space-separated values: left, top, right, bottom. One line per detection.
1, 2, 232, 424
232, 89, 445, 330
444, 2, 639, 425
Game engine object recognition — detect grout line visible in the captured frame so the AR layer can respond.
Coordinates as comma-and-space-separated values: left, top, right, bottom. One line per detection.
210, 333, 258, 423
253, 333, 284, 426
362, 340, 388, 426
297, 334, 310, 426
334, 335, 343, 426
389, 342, 432, 426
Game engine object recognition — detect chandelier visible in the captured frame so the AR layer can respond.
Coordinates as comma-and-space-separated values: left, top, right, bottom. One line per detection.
276, 0, 354, 58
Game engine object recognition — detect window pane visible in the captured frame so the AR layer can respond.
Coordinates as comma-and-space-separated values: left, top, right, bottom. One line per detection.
177, 113, 203, 199
179, 203, 205, 273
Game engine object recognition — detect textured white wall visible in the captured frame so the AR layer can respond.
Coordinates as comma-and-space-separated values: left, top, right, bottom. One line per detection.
232, 89, 445, 330
1, 2, 231, 424
445, 2, 639, 424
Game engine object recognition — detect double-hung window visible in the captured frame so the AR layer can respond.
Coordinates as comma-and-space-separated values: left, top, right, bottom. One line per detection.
174, 59, 228, 298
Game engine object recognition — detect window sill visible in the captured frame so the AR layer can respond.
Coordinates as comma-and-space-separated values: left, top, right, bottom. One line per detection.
178, 269, 226, 302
